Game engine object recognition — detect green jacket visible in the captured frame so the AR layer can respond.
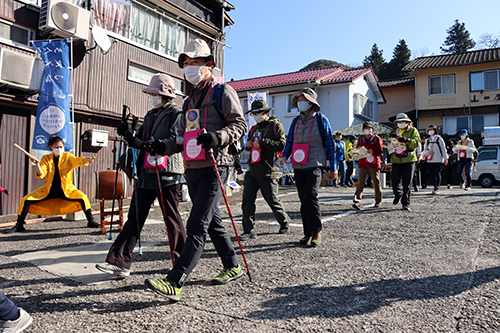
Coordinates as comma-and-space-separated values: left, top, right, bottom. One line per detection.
246, 116, 286, 179
389, 126, 421, 164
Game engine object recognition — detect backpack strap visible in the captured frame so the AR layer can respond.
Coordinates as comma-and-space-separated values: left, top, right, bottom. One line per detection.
316, 112, 326, 148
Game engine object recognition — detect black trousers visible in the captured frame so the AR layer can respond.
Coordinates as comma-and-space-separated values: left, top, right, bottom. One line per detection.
106, 184, 185, 270
345, 161, 354, 185
167, 166, 239, 286
391, 162, 414, 207
294, 168, 322, 236
427, 163, 443, 189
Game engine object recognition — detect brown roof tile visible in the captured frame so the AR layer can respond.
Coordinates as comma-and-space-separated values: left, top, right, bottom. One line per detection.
403, 48, 500, 71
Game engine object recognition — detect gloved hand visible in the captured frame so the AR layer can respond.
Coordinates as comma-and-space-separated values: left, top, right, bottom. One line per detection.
127, 136, 145, 149
398, 137, 410, 143
389, 133, 398, 138
117, 121, 130, 136
197, 131, 220, 149
146, 140, 166, 155
275, 157, 286, 167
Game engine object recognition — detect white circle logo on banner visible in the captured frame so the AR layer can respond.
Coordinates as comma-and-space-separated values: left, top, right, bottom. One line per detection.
293, 149, 305, 163
367, 155, 374, 163
251, 150, 260, 162
186, 139, 202, 159
39, 105, 66, 134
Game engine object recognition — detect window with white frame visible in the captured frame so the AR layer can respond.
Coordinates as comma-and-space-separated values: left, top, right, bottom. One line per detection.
443, 114, 499, 134
470, 70, 500, 91
429, 74, 455, 95
286, 94, 298, 114
0, 18, 36, 47
127, 61, 184, 94
353, 93, 373, 119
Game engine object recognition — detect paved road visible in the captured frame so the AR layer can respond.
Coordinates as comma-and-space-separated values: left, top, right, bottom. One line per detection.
0, 184, 499, 332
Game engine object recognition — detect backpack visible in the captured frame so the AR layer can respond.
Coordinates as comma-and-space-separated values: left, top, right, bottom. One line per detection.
290, 111, 327, 148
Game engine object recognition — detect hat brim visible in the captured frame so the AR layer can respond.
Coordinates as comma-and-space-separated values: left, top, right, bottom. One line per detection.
394, 117, 411, 123
291, 92, 321, 111
245, 107, 273, 114
178, 53, 215, 68
142, 87, 176, 98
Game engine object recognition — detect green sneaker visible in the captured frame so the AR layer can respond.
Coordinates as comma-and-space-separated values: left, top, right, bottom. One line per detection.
211, 265, 243, 285
299, 236, 311, 245
144, 277, 182, 301
310, 231, 322, 247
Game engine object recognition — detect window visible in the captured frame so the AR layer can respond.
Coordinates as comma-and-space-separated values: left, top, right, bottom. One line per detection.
127, 62, 183, 94
470, 69, 500, 91
472, 115, 484, 134
457, 117, 468, 133
443, 114, 499, 135
429, 75, 455, 95
477, 148, 497, 162
0, 18, 36, 47
286, 94, 298, 114
353, 93, 373, 119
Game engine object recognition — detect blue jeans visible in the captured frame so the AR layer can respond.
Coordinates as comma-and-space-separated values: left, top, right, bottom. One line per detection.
333, 160, 346, 186
0, 292, 19, 321
457, 158, 473, 187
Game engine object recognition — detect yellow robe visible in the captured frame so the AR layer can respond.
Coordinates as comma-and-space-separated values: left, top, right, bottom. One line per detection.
17, 152, 91, 215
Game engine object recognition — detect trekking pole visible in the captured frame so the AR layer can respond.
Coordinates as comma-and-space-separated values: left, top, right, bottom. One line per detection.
108, 105, 128, 240
208, 147, 252, 282
150, 137, 176, 267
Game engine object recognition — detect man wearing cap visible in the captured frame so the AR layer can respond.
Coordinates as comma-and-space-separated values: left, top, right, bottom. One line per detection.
96, 73, 186, 278
453, 129, 477, 190
352, 121, 383, 210
345, 135, 357, 187
423, 124, 448, 194
388, 113, 421, 211
144, 39, 247, 301
277, 87, 337, 247
239, 99, 291, 240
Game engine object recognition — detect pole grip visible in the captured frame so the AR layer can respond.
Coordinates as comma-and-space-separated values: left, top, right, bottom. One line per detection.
122, 105, 128, 120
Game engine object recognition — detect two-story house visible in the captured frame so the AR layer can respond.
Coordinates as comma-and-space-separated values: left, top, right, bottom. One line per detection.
0, 0, 235, 215
403, 48, 500, 135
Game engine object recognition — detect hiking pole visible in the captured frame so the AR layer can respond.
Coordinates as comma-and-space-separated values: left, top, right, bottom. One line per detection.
108, 105, 128, 240
150, 137, 176, 267
208, 147, 252, 282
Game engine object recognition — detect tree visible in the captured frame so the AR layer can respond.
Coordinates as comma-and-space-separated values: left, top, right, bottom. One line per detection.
385, 39, 412, 79
440, 19, 475, 54
363, 43, 386, 79
477, 33, 500, 49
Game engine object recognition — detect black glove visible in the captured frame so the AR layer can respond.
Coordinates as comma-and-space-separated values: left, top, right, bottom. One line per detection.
127, 136, 145, 149
146, 140, 166, 156
117, 121, 130, 136
197, 131, 220, 149
389, 133, 398, 138
398, 137, 410, 143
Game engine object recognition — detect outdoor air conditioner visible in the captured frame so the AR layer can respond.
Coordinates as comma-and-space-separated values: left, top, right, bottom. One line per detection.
39, 0, 90, 40
0, 48, 44, 91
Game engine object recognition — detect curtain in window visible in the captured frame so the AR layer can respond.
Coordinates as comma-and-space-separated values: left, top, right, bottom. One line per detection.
484, 71, 498, 90
429, 77, 441, 94
159, 18, 185, 58
442, 75, 454, 94
129, 4, 159, 50
92, 0, 129, 36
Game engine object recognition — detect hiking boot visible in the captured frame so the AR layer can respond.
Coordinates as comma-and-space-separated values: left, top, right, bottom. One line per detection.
95, 263, 130, 277
299, 236, 311, 245
5, 225, 25, 234
211, 265, 243, 285
402, 206, 411, 211
352, 202, 361, 210
87, 218, 100, 228
310, 231, 322, 247
393, 195, 400, 205
374, 202, 381, 208
0, 308, 32, 333
413, 186, 419, 192
144, 277, 182, 301
239, 231, 257, 241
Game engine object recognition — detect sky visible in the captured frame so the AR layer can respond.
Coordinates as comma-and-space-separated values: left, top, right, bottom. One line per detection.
223, 0, 500, 81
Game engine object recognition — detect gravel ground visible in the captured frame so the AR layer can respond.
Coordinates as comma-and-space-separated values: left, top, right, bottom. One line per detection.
0, 183, 499, 333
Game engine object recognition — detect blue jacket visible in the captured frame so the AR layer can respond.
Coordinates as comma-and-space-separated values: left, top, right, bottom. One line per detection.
334, 140, 345, 161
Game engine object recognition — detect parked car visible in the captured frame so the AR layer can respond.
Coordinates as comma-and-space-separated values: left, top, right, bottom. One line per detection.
472, 145, 500, 188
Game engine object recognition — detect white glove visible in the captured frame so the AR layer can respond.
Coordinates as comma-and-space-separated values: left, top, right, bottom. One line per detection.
275, 157, 286, 167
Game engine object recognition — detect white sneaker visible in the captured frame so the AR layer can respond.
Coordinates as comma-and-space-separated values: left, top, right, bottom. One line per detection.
0, 308, 32, 333
465, 187, 471, 191
95, 263, 130, 277
447, 184, 452, 189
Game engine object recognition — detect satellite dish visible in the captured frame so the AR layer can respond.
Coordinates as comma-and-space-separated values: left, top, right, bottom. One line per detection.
91, 25, 112, 53
52, 2, 78, 33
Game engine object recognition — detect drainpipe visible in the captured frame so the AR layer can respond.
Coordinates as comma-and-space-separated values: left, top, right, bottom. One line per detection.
468, 71, 472, 132
413, 70, 418, 129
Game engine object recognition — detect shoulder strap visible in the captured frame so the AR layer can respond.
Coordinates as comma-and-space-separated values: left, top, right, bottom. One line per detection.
316, 112, 326, 147
213, 83, 225, 123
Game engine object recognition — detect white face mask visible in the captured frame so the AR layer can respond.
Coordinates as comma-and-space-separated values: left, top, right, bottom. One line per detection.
149, 95, 163, 108
428, 130, 435, 136
397, 122, 407, 129
461, 135, 467, 140
297, 101, 311, 112
183, 63, 210, 86
53, 148, 64, 156
251, 113, 265, 123
364, 129, 372, 135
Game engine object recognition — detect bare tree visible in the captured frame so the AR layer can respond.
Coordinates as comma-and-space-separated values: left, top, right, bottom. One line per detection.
477, 33, 500, 49
411, 47, 430, 59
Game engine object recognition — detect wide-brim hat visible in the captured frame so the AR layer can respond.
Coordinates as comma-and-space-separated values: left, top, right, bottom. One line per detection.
178, 39, 215, 68
459, 129, 469, 136
426, 124, 438, 133
246, 99, 273, 114
142, 73, 176, 98
291, 87, 321, 111
394, 113, 411, 123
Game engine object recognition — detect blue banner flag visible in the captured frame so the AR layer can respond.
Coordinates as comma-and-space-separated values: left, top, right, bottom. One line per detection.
32, 40, 72, 151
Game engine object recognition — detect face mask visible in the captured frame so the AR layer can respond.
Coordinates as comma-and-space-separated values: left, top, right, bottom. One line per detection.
251, 113, 265, 123
397, 122, 407, 129
364, 129, 372, 135
335, 137, 341, 142
428, 130, 435, 136
297, 101, 310, 112
461, 135, 467, 140
53, 148, 64, 156
149, 95, 163, 108
183, 63, 209, 86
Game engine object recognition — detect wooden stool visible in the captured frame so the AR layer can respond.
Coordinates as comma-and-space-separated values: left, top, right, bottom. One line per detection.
99, 197, 124, 235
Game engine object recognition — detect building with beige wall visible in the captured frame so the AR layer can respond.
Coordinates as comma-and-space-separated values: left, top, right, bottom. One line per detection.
378, 78, 415, 126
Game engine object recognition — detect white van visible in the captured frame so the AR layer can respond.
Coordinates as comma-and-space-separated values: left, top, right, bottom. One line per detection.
472, 145, 500, 188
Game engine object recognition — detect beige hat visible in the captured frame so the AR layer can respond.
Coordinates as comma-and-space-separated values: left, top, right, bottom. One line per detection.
178, 39, 215, 68
142, 73, 176, 98
291, 87, 321, 111
394, 113, 411, 123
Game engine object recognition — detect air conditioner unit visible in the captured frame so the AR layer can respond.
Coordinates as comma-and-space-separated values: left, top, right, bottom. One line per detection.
0, 48, 44, 91
39, 0, 90, 40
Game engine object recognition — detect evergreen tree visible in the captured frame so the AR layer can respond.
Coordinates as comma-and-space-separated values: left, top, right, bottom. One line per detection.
440, 19, 475, 54
363, 43, 386, 79
385, 39, 412, 79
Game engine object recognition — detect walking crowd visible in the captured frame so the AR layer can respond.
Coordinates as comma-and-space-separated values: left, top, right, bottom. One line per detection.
0, 39, 483, 331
